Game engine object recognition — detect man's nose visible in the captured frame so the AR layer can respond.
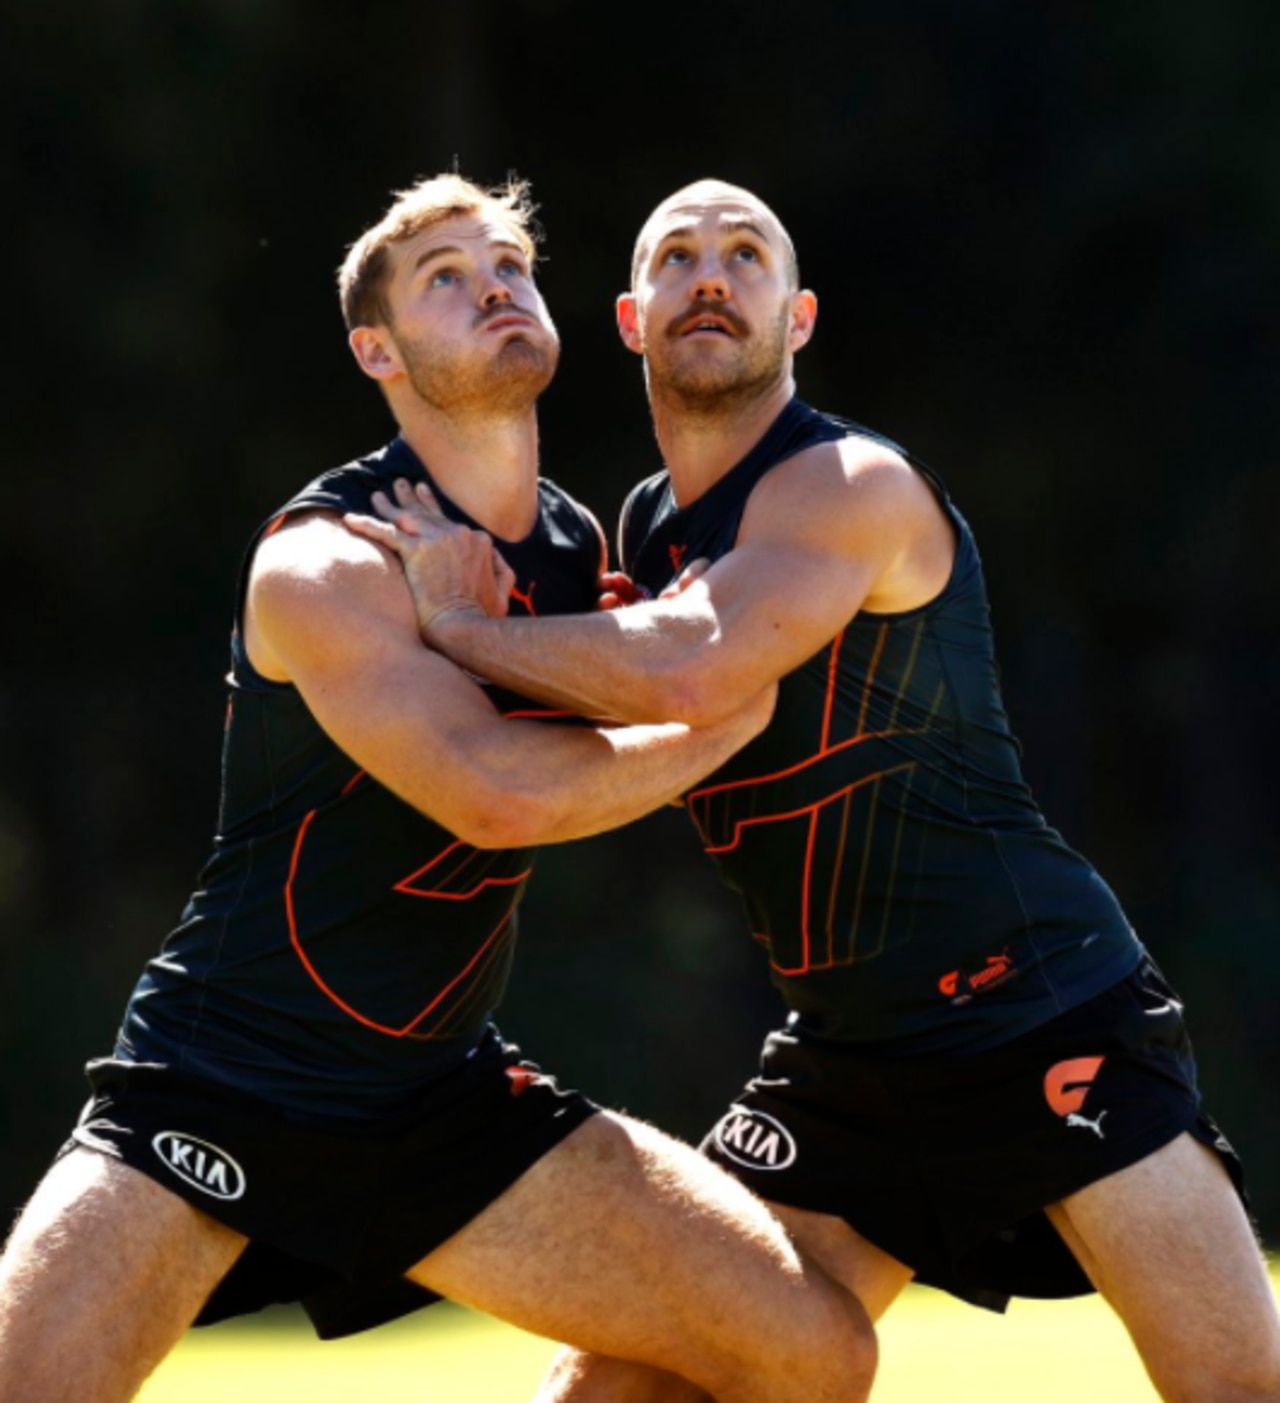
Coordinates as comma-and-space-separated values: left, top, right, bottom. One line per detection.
480, 277, 514, 308
691, 258, 730, 303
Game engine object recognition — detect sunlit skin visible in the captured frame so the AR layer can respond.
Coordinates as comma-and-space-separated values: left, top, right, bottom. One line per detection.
618, 183, 817, 503
347, 214, 561, 540
0, 183, 884, 1403
332, 180, 1280, 1403
365, 213, 559, 413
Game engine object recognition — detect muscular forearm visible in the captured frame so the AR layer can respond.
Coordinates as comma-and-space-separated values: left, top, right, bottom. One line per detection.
429, 602, 717, 725
253, 512, 759, 849
474, 701, 768, 846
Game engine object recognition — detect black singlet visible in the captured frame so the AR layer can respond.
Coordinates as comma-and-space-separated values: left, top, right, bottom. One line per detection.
118, 438, 602, 1119
621, 399, 1142, 1054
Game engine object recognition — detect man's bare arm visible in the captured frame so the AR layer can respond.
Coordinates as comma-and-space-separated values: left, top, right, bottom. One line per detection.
348, 440, 954, 726
245, 512, 773, 848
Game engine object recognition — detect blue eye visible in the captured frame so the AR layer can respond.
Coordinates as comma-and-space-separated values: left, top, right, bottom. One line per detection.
430, 268, 460, 287
663, 248, 692, 265
498, 258, 525, 278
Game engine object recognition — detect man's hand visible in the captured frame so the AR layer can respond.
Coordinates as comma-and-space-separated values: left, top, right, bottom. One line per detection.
244, 511, 776, 847
659, 559, 710, 600
344, 479, 516, 635
597, 570, 643, 611
597, 559, 708, 611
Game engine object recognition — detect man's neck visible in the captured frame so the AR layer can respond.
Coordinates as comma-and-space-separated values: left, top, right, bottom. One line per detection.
649, 376, 796, 508
395, 404, 541, 543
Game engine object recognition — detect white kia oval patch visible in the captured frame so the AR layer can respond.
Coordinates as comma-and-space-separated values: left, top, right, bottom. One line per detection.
151, 1131, 247, 1201
712, 1107, 798, 1171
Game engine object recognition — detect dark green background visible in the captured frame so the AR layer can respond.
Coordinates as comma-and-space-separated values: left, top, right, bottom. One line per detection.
3, 0, 1277, 1243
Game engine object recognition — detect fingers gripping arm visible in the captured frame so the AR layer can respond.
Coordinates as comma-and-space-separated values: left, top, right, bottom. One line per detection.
344, 480, 516, 626
246, 513, 772, 849
355, 443, 934, 726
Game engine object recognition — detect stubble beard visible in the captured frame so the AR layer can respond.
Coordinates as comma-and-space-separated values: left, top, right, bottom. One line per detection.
398, 331, 559, 419
647, 304, 791, 423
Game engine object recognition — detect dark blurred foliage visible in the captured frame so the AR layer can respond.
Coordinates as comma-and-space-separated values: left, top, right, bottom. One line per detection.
2, 0, 1278, 1239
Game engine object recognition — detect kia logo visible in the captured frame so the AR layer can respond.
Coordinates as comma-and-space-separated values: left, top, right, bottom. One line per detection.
152, 1131, 246, 1201
712, 1108, 797, 1171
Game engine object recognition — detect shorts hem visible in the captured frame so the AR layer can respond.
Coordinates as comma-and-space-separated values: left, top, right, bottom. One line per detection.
66, 1053, 598, 1336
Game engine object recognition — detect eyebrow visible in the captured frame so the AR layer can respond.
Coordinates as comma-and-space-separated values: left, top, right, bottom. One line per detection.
411, 240, 528, 274
720, 217, 771, 241
651, 218, 772, 252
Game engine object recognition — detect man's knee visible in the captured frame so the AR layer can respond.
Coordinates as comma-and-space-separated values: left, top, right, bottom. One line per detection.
1154, 1312, 1280, 1403
1172, 1372, 1280, 1403
707, 1273, 877, 1403
788, 1273, 878, 1399
1192, 1353, 1280, 1403
619, 1118, 879, 1402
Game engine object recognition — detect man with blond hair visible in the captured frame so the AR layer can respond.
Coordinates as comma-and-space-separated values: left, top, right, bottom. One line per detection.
0, 174, 876, 1403
351, 177, 1280, 1403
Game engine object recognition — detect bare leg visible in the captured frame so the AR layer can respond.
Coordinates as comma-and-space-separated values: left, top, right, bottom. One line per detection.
533, 1353, 709, 1403
409, 1113, 877, 1403
528, 1194, 912, 1403
1047, 1132, 1280, 1403
536, 1195, 915, 1403
768, 1200, 915, 1323
0, 1148, 247, 1402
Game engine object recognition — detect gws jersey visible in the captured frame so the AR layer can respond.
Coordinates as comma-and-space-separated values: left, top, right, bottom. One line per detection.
621, 399, 1141, 1055
120, 438, 602, 1119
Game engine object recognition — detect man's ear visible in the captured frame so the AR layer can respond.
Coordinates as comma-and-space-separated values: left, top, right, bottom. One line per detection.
348, 325, 404, 382
787, 290, 818, 353
616, 293, 644, 355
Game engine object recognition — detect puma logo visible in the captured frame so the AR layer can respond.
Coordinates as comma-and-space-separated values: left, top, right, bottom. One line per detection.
1066, 1110, 1108, 1139
509, 580, 538, 615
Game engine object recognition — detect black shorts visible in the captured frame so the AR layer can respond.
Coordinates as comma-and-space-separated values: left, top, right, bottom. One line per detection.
700, 956, 1247, 1312
65, 1031, 597, 1339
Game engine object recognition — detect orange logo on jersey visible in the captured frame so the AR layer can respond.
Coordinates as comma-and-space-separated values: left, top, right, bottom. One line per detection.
506, 1066, 542, 1097
938, 950, 1016, 1002
510, 580, 538, 615
668, 543, 688, 575
1044, 1056, 1105, 1117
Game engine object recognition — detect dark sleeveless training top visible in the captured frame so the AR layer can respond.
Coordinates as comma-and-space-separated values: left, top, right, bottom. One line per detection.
118, 438, 602, 1120
621, 399, 1142, 1054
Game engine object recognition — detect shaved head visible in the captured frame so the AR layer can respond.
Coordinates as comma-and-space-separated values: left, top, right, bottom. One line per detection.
631, 179, 799, 290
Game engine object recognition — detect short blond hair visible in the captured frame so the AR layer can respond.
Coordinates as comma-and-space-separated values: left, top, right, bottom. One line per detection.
337, 173, 540, 330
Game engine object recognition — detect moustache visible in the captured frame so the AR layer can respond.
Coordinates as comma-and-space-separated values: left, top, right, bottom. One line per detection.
667, 302, 750, 339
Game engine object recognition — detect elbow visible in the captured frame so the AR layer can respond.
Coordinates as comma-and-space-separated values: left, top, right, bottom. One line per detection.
653, 663, 740, 729
452, 797, 544, 850
448, 782, 554, 850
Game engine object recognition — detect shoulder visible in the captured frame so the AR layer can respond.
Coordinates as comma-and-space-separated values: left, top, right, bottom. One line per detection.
743, 434, 938, 547
242, 446, 403, 569
618, 471, 669, 566
252, 509, 390, 594
281, 444, 402, 514
538, 477, 601, 538
248, 510, 414, 672
537, 477, 607, 570
622, 470, 668, 515
620, 471, 669, 532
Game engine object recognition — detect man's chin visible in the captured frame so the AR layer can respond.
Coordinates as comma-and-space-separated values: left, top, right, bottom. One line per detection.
482, 343, 557, 407
653, 341, 786, 405
498, 331, 549, 356
496, 332, 552, 366
661, 365, 751, 403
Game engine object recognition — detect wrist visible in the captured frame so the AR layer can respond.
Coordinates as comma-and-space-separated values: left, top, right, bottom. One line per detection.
419, 599, 484, 650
